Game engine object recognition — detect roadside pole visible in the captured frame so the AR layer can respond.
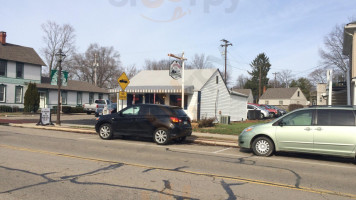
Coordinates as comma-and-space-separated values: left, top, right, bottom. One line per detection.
168, 52, 187, 109
118, 72, 130, 112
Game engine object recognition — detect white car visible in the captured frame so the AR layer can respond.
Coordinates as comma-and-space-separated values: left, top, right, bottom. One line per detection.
247, 104, 270, 119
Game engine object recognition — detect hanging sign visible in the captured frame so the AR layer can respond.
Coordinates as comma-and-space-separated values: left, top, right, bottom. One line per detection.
50, 70, 68, 86
169, 60, 181, 80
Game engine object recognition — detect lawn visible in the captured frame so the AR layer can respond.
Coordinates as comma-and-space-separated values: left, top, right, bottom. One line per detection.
193, 120, 268, 135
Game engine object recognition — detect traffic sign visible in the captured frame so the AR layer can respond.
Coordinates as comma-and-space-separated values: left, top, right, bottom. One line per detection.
118, 72, 130, 90
119, 91, 127, 100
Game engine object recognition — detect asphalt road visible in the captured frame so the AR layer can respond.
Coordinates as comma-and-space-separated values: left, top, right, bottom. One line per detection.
1, 126, 356, 200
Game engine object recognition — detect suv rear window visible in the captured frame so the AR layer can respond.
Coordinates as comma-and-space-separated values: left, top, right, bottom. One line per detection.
172, 108, 187, 116
95, 100, 106, 104
317, 109, 355, 126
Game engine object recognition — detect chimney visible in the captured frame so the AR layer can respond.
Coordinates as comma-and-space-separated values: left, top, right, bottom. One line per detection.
0, 32, 6, 45
263, 86, 266, 93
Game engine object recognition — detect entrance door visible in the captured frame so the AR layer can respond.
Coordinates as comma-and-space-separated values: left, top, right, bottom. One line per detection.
39, 92, 46, 108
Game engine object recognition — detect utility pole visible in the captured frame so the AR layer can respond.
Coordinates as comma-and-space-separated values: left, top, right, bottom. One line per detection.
273, 72, 278, 88
220, 39, 232, 84
56, 49, 66, 126
258, 66, 262, 103
93, 53, 99, 86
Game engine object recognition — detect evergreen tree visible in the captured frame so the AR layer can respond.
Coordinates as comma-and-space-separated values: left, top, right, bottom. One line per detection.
24, 83, 40, 113
244, 53, 271, 102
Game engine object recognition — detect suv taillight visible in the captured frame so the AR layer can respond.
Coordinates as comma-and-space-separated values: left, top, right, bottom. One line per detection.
170, 117, 182, 123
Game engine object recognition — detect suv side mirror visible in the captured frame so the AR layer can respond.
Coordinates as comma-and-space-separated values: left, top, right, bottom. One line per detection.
278, 120, 286, 127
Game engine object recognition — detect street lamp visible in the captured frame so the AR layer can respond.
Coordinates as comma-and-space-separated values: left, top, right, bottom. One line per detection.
55, 49, 66, 126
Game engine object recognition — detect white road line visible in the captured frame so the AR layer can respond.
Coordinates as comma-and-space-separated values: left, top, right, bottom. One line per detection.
213, 147, 231, 154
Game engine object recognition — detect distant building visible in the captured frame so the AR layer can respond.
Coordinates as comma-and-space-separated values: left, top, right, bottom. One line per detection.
259, 87, 308, 107
342, 21, 356, 105
111, 69, 248, 121
232, 89, 253, 103
0, 31, 108, 109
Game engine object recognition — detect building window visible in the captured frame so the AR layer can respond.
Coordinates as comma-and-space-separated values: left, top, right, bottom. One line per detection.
15, 86, 23, 103
89, 93, 94, 104
279, 100, 283, 105
61, 91, 67, 105
170, 95, 188, 110
99, 93, 103, 99
216, 76, 218, 84
0, 60, 7, 77
0, 84, 6, 102
16, 62, 24, 78
77, 92, 82, 105
297, 91, 300, 97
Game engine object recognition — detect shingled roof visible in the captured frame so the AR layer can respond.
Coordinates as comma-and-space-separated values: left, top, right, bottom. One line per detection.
260, 87, 299, 99
0, 43, 46, 66
232, 89, 252, 96
37, 77, 109, 93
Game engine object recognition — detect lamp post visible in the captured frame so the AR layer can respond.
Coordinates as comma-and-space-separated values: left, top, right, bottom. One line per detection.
56, 49, 66, 126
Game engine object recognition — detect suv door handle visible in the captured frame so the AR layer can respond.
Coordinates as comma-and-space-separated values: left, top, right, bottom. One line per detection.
315, 127, 322, 131
304, 127, 311, 131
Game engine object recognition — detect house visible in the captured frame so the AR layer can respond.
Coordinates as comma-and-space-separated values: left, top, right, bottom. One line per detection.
258, 87, 308, 107
0, 31, 109, 109
110, 69, 248, 121
37, 77, 109, 108
343, 21, 356, 105
232, 89, 253, 103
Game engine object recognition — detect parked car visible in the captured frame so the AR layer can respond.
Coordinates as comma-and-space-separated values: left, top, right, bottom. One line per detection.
239, 106, 356, 159
259, 104, 278, 118
83, 99, 112, 116
247, 104, 269, 119
95, 104, 192, 145
269, 105, 287, 116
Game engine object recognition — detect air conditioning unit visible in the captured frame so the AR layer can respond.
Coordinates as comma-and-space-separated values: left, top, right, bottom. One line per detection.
220, 115, 230, 124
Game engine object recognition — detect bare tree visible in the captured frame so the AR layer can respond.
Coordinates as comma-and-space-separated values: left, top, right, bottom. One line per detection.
125, 64, 140, 79
143, 59, 171, 70
308, 68, 327, 85
70, 43, 123, 88
277, 70, 294, 88
41, 21, 76, 76
187, 53, 213, 69
233, 74, 248, 89
319, 24, 350, 74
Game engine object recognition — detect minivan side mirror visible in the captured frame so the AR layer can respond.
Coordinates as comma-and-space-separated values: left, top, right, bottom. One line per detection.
278, 121, 286, 127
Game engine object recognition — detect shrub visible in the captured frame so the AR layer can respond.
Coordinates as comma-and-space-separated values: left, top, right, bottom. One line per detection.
198, 117, 215, 128
0, 105, 12, 112
62, 106, 72, 113
24, 83, 40, 113
288, 104, 304, 112
71, 106, 84, 113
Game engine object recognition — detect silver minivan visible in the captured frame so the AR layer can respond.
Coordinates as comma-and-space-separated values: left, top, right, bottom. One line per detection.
239, 106, 356, 158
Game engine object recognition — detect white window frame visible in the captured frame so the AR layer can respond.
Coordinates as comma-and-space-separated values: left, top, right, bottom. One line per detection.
15, 86, 23, 103
0, 84, 6, 102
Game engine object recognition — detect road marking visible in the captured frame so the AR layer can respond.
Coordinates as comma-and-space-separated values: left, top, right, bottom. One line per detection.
212, 147, 231, 154
1, 144, 356, 199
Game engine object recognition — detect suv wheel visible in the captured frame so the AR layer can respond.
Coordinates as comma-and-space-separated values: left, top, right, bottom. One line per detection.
99, 123, 113, 140
154, 128, 170, 145
252, 137, 274, 156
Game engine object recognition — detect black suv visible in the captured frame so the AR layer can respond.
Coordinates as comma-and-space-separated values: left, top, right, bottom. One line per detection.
95, 104, 192, 145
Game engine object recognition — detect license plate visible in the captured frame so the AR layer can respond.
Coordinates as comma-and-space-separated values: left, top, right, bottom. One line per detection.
183, 121, 187, 125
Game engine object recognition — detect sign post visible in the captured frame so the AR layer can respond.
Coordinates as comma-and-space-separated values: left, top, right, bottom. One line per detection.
117, 72, 130, 111
37, 108, 53, 126
168, 52, 187, 109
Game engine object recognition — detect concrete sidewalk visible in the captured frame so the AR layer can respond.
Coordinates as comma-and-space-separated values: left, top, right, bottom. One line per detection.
6, 123, 239, 148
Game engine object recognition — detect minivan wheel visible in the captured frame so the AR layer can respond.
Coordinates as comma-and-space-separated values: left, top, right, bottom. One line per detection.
154, 128, 170, 145
252, 137, 274, 157
99, 123, 113, 140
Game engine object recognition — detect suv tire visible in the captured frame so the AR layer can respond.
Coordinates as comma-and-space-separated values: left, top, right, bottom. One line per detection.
154, 128, 170, 145
99, 123, 113, 140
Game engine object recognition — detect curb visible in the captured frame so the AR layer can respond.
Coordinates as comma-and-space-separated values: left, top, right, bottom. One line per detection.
6, 123, 239, 148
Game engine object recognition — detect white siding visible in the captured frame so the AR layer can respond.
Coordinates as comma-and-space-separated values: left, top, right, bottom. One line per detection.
24, 63, 41, 81
229, 94, 247, 121
186, 92, 198, 120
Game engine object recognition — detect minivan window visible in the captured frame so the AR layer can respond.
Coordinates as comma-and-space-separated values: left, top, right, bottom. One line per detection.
280, 110, 312, 126
95, 100, 106, 104
317, 109, 355, 126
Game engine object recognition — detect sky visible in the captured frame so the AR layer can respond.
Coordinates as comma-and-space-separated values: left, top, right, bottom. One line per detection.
2, 0, 356, 87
